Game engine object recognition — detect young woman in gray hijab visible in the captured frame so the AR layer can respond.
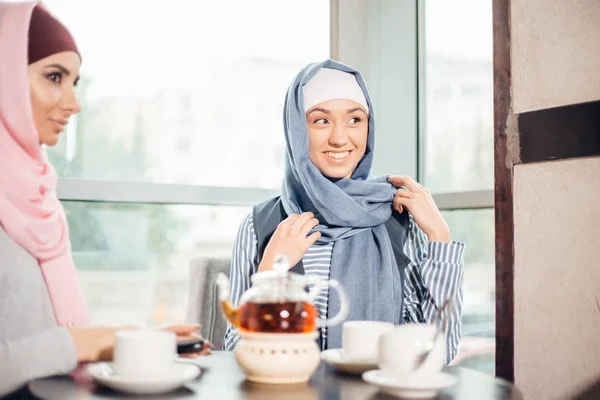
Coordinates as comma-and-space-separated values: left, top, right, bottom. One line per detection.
224, 60, 464, 363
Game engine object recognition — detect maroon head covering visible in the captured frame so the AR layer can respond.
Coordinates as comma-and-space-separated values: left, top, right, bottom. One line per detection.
28, 4, 80, 65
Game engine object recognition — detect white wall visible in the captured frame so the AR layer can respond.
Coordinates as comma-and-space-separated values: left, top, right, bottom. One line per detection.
514, 157, 600, 399
511, 0, 600, 113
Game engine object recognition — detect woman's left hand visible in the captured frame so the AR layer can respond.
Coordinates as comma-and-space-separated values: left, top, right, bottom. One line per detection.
388, 176, 451, 243
161, 324, 213, 358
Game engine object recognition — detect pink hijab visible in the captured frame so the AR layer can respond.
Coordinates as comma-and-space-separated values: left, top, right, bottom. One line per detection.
0, 1, 90, 326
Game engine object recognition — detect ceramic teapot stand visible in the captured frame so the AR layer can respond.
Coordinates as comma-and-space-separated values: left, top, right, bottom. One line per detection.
235, 331, 320, 384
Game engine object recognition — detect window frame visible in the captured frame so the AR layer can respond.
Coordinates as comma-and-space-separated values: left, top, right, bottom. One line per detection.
415, 0, 493, 207
56, 0, 492, 210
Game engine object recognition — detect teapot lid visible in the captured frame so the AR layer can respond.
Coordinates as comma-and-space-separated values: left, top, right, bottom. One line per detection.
250, 255, 308, 286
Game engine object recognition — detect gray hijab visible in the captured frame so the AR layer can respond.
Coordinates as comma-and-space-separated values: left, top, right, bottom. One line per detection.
281, 59, 402, 348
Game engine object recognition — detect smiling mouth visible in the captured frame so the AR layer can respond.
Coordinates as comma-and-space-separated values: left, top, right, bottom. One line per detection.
324, 151, 351, 160
50, 120, 67, 132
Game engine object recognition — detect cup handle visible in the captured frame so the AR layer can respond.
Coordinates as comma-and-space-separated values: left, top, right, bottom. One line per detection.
307, 277, 349, 328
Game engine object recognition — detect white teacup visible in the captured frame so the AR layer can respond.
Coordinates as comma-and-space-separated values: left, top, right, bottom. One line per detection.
377, 324, 445, 380
113, 330, 176, 377
341, 321, 394, 361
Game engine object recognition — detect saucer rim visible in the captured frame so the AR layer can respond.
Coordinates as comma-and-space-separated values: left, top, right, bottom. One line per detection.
321, 349, 378, 366
87, 361, 200, 384
362, 369, 458, 390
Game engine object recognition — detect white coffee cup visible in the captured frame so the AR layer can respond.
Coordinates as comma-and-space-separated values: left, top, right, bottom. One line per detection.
113, 330, 176, 377
377, 324, 445, 381
341, 321, 394, 361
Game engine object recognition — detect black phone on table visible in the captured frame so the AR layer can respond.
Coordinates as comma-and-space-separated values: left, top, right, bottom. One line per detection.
176, 337, 206, 354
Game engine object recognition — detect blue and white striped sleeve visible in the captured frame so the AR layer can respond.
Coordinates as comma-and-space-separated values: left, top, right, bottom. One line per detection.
222, 213, 259, 351
402, 213, 465, 364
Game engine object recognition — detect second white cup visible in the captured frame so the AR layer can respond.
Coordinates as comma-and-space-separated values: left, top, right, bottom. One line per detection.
341, 321, 395, 361
377, 324, 446, 381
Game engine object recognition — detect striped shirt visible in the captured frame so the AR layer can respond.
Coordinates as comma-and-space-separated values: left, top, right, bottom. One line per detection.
224, 212, 465, 363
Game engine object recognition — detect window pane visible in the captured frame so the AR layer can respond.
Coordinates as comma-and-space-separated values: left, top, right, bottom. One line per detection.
442, 209, 495, 374
45, 0, 330, 188
63, 201, 251, 326
422, 0, 493, 192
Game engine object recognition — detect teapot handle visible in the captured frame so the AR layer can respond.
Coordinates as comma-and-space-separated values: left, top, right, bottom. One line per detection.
307, 276, 349, 328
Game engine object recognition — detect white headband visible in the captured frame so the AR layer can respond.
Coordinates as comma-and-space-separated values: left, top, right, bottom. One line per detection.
302, 68, 369, 114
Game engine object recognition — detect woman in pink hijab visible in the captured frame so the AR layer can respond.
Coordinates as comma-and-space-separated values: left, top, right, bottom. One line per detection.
0, 2, 207, 396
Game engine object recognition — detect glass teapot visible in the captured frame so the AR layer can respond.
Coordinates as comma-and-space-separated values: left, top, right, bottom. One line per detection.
216, 255, 348, 334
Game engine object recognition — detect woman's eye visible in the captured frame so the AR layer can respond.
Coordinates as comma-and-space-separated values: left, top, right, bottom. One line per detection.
47, 72, 62, 84
349, 117, 362, 124
314, 118, 328, 125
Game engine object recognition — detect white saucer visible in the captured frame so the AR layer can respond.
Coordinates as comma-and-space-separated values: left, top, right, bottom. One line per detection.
362, 369, 458, 399
87, 362, 201, 395
321, 349, 378, 375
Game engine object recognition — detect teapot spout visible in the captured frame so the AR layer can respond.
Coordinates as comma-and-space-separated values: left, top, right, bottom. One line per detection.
216, 273, 240, 327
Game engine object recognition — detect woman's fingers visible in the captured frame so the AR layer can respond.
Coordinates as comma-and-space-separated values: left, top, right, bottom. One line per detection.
393, 196, 413, 212
290, 212, 314, 235
280, 213, 300, 227
299, 217, 319, 237
393, 198, 404, 214
306, 231, 322, 247
162, 324, 201, 335
388, 176, 422, 193
395, 189, 415, 199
